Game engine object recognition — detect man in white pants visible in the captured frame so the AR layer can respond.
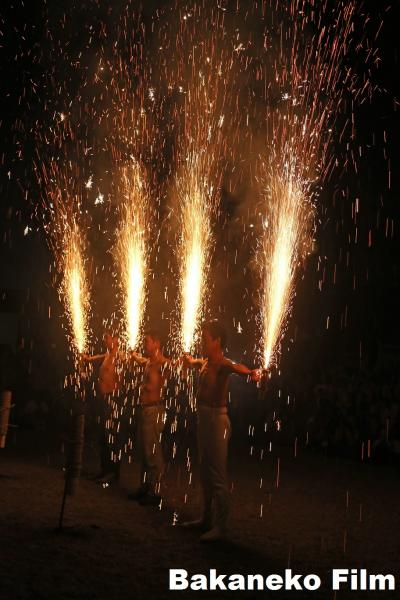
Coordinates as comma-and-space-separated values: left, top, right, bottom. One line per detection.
183, 321, 260, 542
129, 330, 171, 505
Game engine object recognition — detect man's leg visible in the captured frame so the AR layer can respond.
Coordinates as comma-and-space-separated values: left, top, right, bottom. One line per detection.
139, 407, 165, 503
99, 394, 110, 475
198, 409, 214, 526
98, 395, 120, 483
211, 412, 231, 529
181, 407, 214, 530
128, 407, 149, 500
110, 394, 122, 480
200, 411, 231, 541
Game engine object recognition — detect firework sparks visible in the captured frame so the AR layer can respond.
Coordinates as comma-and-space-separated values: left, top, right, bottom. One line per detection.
116, 162, 149, 351
62, 225, 89, 355
254, 0, 363, 369
259, 167, 313, 369
178, 157, 213, 353
34, 115, 92, 362
162, 3, 239, 354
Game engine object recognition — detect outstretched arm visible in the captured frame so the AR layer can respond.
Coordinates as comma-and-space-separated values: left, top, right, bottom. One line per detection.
80, 353, 106, 364
224, 358, 261, 382
182, 354, 205, 369
166, 356, 183, 369
130, 351, 148, 367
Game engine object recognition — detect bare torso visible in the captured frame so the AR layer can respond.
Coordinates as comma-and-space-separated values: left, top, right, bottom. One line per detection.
98, 352, 119, 396
197, 358, 234, 407
139, 357, 169, 405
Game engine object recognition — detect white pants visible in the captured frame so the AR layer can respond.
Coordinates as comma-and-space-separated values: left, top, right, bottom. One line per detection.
197, 406, 231, 530
138, 406, 165, 494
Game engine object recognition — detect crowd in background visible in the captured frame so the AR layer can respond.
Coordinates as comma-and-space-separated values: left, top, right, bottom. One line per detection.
308, 360, 400, 462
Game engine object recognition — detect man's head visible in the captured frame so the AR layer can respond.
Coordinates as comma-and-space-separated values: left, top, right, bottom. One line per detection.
104, 332, 119, 351
144, 329, 162, 356
201, 321, 227, 357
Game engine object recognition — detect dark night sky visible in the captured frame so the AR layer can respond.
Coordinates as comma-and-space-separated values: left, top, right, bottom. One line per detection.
0, 0, 399, 392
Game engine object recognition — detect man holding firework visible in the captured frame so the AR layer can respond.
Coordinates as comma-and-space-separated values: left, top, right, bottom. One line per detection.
182, 321, 260, 542
81, 332, 123, 484
128, 330, 172, 506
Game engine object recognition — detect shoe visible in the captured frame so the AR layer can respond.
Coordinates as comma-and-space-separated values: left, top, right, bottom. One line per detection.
180, 519, 212, 532
128, 487, 148, 501
138, 493, 162, 506
200, 526, 226, 542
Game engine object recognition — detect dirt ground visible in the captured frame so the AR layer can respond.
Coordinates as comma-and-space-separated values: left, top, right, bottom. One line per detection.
1, 429, 399, 600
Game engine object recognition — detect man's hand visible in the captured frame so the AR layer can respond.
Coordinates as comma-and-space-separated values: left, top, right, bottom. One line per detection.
261, 368, 270, 382
182, 353, 193, 367
182, 354, 205, 368
79, 353, 90, 363
250, 369, 262, 382
130, 351, 148, 366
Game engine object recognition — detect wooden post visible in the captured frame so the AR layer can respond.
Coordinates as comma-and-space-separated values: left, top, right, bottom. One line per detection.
58, 391, 86, 530
0, 390, 12, 449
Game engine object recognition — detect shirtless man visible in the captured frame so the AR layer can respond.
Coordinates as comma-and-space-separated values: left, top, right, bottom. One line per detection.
128, 330, 171, 506
81, 332, 122, 483
182, 321, 260, 541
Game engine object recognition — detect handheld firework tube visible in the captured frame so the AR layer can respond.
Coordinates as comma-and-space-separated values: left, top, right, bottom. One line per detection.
258, 368, 270, 398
